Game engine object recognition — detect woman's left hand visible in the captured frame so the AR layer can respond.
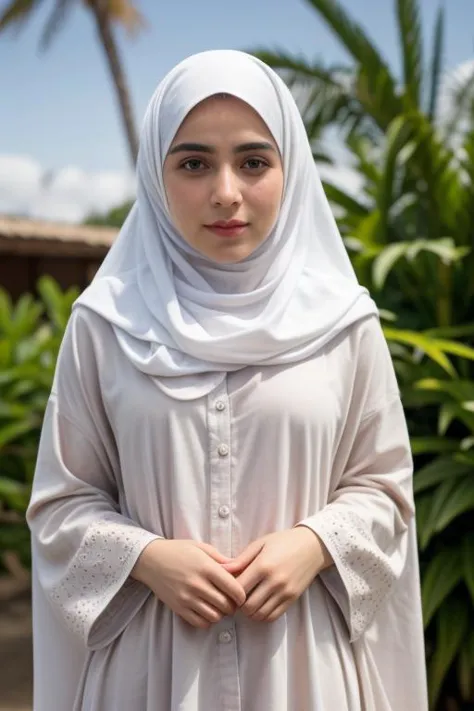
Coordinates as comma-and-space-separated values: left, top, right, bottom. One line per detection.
222, 527, 333, 622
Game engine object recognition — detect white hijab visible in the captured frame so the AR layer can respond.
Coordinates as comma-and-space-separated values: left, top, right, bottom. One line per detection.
76, 49, 377, 399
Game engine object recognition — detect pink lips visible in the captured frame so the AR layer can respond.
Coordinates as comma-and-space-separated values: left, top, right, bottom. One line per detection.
205, 220, 249, 237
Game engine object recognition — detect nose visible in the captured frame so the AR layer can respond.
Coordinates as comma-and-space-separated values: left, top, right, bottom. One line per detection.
211, 166, 242, 207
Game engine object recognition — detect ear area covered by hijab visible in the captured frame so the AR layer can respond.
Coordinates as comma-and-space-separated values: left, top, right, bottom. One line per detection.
75, 49, 378, 400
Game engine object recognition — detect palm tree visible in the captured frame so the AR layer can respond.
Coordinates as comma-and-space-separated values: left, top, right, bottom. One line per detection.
0, 0, 144, 166
253, 0, 474, 159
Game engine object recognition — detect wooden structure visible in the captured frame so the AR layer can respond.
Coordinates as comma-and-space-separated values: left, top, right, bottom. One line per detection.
0, 216, 117, 300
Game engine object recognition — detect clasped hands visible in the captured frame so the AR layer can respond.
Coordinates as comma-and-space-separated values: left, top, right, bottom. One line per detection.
132, 527, 332, 629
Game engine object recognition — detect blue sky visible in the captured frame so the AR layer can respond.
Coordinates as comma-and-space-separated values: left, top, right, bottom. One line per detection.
0, 0, 473, 220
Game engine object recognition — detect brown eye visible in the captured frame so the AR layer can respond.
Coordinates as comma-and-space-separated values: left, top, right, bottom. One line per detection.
181, 159, 206, 172
243, 158, 268, 170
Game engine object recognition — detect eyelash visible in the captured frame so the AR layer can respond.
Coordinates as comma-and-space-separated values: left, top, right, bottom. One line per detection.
179, 157, 269, 173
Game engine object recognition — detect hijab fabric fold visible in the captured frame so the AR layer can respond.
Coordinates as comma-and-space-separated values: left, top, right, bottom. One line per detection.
75, 49, 377, 399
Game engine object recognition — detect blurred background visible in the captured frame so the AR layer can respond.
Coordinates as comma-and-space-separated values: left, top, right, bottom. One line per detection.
1, 1, 474, 709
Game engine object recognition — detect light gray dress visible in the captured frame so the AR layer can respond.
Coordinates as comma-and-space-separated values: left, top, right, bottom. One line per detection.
27, 307, 428, 710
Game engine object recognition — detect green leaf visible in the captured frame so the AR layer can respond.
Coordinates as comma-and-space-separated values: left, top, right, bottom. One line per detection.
410, 437, 459, 455
0, 419, 36, 449
415, 493, 433, 547
427, 5, 444, 121
372, 242, 408, 289
421, 548, 463, 628
419, 478, 459, 550
0, 338, 12, 367
461, 436, 474, 451
434, 338, 474, 361
425, 323, 474, 339
414, 456, 472, 494
306, 0, 400, 129
322, 181, 369, 216
0, 476, 29, 512
396, 0, 423, 107
414, 378, 474, 402
438, 403, 456, 436
463, 535, 474, 605
11, 293, 43, 340
384, 328, 456, 376
433, 477, 474, 534
0, 288, 13, 332
0, 401, 29, 420
353, 210, 382, 246
37, 275, 76, 330
438, 403, 474, 435
428, 595, 470, 707
377, 116, 416, 233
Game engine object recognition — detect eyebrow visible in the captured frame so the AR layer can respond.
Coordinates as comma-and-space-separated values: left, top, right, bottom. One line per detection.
168, 141, 276, 155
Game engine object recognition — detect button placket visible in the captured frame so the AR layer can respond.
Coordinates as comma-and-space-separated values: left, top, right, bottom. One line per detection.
207, 382, 233, 558
207, 382, 241, 710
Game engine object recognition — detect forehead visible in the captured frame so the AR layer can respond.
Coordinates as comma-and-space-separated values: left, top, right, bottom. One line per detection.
172, 95, 276, 143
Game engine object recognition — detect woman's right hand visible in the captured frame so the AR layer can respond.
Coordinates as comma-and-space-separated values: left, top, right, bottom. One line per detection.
131, 539, 246, 628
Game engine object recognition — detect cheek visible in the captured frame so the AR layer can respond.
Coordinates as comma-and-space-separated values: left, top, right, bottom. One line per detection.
167, 181, 203, 226
249, 176, 283, 221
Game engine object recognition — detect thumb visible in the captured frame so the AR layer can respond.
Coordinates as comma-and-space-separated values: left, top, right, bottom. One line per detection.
222, 540, 264, 575
194, 541, 232, 564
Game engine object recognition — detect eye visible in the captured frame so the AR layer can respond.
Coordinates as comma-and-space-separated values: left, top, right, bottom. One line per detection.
242, 157, 268, 171
180, 158, 207, 172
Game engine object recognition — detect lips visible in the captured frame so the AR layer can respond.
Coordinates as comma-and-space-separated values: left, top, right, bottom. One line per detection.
204, 221, 249, 238
207, 220, 248, 228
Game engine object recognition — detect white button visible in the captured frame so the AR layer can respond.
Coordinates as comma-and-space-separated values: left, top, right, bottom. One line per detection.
215, 400, 226, 411
218, 443, 229, 457
218, 630, 233, 644
218, 505, 230, 519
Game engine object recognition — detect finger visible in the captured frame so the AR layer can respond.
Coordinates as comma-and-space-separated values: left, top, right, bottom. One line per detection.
190, 598, 224, 624
241, 583, 273, 617
180, 609, 212, 629
222, 540, 264, 575
208, 566, 247, 607
201, 587, 236, 616
235, 558, 266, 596
264, 600, 291, 623
195, 542, 233, 563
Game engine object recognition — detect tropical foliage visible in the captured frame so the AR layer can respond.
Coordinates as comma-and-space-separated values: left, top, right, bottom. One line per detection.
255, 1, 474, 708
0, 278, 78, 571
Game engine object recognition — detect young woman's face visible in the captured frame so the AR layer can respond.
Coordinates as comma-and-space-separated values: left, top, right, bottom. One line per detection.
163, 95, 284, 264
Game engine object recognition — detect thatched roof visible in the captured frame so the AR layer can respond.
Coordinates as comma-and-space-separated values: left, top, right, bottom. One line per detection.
0, 216, 118, 257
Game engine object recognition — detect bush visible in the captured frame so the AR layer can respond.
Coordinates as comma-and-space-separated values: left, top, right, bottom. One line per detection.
0, 277, 77, 571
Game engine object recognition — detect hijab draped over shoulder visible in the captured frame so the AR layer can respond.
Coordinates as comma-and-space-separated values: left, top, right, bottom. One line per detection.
76, 49, 377, 398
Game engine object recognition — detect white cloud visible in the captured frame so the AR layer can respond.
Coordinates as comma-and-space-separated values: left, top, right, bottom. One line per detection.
0, 155, 136, 223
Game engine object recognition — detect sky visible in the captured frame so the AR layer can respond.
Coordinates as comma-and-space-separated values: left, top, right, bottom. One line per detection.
0, 0, 473, 222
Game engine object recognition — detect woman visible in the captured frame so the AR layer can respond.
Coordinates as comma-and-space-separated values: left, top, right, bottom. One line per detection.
27, 50, 428, 710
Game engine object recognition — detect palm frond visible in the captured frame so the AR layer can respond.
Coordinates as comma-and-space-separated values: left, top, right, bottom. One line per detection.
305, 0, 401, 128
0, 0, 39, 32
107, 0, 145, 34
251, 49, 365, 140
439, 60, 474, 140
396, 0, 423, 108
427, 5, 444, 121
39, 0, 74, 50
252, 49, 348, 89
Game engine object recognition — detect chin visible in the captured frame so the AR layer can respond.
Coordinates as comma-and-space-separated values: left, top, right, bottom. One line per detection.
210, 246, 257, 264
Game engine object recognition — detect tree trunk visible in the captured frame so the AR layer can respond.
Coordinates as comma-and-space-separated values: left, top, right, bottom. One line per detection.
89, 0, 139, 167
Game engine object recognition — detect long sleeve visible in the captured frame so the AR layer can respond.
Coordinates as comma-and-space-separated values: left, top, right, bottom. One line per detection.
297, 317, 415, 642
26, 310, 161, 651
